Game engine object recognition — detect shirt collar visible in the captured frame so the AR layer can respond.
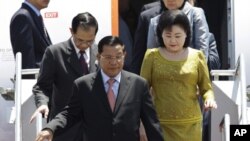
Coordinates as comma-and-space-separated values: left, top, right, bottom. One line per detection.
71, 37, 90, 58
24, 1, 41, 16
101, 69, 121, 84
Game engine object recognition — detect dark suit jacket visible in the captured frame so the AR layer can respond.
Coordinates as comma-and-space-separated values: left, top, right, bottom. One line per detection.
45, 70, 164, 141
141, 1, 161, 12
10, 2, 52, 69
131, 1, 165, 74
33, 39, 98, 141
208, 33, 221, 71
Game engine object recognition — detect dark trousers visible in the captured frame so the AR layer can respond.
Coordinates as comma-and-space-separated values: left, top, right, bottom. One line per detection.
199, 96, 211, 141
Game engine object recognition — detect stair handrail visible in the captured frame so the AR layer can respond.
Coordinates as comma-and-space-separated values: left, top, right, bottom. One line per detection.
238, 54, 247, 124
211, 53, 247, 124
14, 52, 41, 141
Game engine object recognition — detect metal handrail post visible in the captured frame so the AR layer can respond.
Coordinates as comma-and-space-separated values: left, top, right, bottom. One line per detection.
36, 112, 43, 134
223, 114, 230, 141
15, 52, 22, 141
239, 54, 247, 124
220, 114, 230, 141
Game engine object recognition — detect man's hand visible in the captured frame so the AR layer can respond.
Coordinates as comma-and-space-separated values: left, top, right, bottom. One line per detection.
35, 129, 53, 141
139, 122, 148, 141
30, 105, 49, 123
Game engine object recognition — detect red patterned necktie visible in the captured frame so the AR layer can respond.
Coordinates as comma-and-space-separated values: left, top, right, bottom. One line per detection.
79, 50, 89, 74
107, 79, 116, 112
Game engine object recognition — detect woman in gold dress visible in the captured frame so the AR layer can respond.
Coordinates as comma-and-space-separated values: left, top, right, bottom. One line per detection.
140, 10, 217, 141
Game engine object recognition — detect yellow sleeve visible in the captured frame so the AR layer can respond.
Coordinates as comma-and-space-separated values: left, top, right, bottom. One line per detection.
140, 49, 155, 86
197, 51, 215, 100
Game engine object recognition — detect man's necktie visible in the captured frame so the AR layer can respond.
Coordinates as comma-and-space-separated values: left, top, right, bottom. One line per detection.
38, 15, 48, 38
107, 79, 116, 112
79, 50, 89, 74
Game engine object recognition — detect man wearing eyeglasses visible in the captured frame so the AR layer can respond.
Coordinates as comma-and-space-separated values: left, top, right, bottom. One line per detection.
34, 36, 164, 141
30, 12, 99, 141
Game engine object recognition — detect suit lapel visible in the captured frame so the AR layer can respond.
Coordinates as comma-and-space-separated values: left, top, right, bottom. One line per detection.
114, 71, 130, 114
182, 1, 192, 15
92, 71, 113, 113
66, 39, 83, 76
66, 41, 98, 75
22, 3, 52, 46
36, 15, 52, 45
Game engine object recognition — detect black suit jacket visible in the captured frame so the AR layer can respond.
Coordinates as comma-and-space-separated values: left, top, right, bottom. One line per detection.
33, 39, 98, 141
141, 1, 161, 12
10, 3, 52, 69
207, 33, 221, 71
45, 70, 164, 141
131, 1, 165, 74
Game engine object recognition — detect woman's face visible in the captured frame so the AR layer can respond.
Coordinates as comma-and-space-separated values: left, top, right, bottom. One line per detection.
162, 25, 187, 53
163, 0, 185, 10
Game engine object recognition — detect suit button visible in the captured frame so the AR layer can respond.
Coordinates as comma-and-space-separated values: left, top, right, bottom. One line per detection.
113, 133, 116, 136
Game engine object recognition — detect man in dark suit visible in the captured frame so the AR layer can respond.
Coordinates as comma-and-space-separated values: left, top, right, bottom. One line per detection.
30, 12, 99, 141
130, 0, 166, 74
10, 0, 52, 72
34, 36, 164, 141
208, 33, 221, 71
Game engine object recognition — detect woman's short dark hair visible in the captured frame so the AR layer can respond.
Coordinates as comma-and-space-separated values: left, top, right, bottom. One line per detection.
71, 12, 98, 34
98, 36, 125, 54
156, 9, 191, 48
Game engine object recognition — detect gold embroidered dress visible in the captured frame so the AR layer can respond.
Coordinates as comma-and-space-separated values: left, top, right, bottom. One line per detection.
140, 48, 214, 141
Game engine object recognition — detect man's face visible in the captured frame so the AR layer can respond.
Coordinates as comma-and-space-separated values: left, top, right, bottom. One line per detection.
28, 0, 50, 10
163, 0, 185, 10
97, 45, 126, 78
71, 26, 96, 51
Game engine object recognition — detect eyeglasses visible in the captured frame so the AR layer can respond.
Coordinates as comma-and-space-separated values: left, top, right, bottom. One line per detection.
100, 55, 125, 62
74, 36, 95, 46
